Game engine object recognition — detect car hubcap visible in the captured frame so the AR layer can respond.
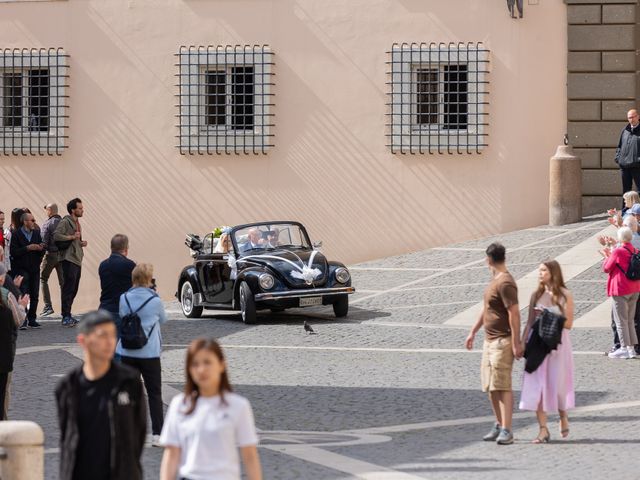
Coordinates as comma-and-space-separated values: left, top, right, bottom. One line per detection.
182, 283, 193, 314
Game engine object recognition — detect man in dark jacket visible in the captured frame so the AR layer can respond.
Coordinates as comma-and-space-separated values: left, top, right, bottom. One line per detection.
615, 109, 640, 208
10, 212, 45, 329
40, 203, 64, 317
55, 310, 146, 480
98, 234, 135, 334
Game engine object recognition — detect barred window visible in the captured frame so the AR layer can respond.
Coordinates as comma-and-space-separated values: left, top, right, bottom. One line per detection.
202, 66, 255, 130
177, 45, 274, 154
0, 48, 69, 155
414, 64, 468, 130
387, 43, 489, 154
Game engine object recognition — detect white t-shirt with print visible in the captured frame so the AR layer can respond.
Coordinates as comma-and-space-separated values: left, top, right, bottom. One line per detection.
159, 392, 259, 480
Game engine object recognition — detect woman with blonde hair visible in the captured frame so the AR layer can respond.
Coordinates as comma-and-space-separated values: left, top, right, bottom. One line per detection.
608, 190, 640, 226
160, 337, 262, 480
116, 263, 167, 446
214, 233, 232, 254
519, 260, 575, 443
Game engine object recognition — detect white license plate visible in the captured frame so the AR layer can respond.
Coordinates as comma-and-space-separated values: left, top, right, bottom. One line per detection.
299, 296, 322, 307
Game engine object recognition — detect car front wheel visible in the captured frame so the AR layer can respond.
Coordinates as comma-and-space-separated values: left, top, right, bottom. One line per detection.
333, 295, 349, 318
239, 281, 257, 324
180, 281, 203, 318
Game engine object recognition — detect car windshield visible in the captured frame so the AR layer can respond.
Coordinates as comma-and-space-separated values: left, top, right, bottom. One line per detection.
234, 223, 310, 252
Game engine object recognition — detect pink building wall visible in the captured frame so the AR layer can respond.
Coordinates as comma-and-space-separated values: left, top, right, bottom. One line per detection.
0, 0, 567, 311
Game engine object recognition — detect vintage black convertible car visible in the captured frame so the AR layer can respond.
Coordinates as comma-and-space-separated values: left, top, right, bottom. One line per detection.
176, 221, 355, 323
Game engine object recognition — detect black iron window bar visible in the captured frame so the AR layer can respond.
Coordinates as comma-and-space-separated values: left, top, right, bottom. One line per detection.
0, 48, 69, 155
386, 42, 489, 154
175, 45, 275, 154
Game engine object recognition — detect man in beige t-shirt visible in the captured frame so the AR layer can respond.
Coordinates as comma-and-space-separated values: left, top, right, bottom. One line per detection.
465, 242, 522, 445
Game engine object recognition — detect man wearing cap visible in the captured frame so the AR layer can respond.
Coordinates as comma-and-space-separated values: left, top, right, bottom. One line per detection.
55, 310, 146, 480
40, 203, 64, 317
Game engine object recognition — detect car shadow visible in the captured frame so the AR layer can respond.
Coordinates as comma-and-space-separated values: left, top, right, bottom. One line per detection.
198, 305, 390, 325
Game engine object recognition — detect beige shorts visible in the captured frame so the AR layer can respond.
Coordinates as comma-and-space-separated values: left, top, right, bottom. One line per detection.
481, 336, 514, 392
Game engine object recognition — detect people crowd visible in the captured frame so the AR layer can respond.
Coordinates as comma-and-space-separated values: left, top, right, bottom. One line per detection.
1, 164, 639, 474
0, 196, 263, 479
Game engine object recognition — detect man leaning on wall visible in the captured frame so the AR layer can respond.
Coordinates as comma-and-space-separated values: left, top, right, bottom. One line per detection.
615, 109, 640, 209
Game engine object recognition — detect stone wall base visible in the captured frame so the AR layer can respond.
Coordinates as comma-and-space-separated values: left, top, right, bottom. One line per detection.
583, 195, 620, 215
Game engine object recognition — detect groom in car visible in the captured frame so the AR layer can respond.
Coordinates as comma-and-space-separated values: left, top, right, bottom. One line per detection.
240, 228, 266, 253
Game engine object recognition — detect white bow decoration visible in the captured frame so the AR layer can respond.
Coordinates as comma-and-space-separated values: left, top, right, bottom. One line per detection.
227, 249, 322, 285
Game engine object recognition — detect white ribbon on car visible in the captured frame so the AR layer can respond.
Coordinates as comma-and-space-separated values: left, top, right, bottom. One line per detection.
227, 249, 322, 285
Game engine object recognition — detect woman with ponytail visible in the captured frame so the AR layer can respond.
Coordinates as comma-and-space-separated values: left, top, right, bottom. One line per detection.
519, 260, 575, 443
159, 337, 262, 480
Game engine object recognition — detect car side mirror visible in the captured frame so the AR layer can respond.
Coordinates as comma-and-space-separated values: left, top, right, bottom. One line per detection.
313, 241, 323, 249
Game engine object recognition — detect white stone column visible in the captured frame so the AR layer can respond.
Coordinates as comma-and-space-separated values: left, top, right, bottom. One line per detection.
0, 421, 44, 480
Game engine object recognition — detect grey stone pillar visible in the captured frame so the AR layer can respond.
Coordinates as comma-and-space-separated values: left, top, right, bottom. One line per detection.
550, 145, 583, 225
0, 421, 44, 480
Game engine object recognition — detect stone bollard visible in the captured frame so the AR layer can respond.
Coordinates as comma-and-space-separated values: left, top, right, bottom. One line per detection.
0, 421, 44, 480
549, 145, 582, 225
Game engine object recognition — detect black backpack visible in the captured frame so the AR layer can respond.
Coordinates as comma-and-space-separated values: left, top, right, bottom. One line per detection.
120, 293, 158, 349
617, 246, 640, 280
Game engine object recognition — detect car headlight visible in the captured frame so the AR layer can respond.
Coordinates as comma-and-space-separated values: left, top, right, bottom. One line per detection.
259, 273, 275, 290
335, 267, 350, 284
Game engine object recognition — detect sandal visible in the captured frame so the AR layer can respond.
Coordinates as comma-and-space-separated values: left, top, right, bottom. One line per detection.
559, 414, 570, 438
532, 425, 550, 444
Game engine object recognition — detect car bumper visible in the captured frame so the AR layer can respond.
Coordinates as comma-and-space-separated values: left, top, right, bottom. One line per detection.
254, 286, 355, 302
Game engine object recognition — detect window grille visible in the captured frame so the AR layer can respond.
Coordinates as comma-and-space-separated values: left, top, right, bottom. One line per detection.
0, 48, 69, 155
387, 42, 489, 154
176, 45, 274, 154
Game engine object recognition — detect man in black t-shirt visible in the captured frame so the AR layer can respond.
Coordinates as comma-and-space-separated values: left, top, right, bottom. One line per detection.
55, 310, 147, 480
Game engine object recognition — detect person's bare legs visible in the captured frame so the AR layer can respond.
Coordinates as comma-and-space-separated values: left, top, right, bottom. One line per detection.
534, 406, 549, 442
498, 391, 513, 430
489, 391, 503, 426
535, 408, 547, 428
559, 409, 570, 437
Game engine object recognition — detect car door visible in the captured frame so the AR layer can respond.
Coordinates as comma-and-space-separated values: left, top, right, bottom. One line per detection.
206, 253, 234, 304
196, 234, 218, 302
196, 234, 233, 304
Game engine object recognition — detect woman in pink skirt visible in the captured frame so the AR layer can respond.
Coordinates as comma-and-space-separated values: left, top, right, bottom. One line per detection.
519, 260, 575, 443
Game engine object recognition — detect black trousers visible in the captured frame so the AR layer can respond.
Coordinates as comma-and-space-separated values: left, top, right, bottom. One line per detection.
121, 356, 164, 435
61, 261, 81, 318
621, 168, 640, 208
0, 372, 9, 421
16, 268, 40, 322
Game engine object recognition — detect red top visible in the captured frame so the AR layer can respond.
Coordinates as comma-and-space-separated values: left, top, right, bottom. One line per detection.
603, 242, 640, 296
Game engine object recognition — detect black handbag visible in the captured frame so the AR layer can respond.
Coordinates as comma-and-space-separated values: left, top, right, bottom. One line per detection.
536, 309, 566, 349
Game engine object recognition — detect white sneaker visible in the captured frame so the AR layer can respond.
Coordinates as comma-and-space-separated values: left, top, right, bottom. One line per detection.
608, 347, 630, 359
151, 434, 162, 447
627, 347, 637, 359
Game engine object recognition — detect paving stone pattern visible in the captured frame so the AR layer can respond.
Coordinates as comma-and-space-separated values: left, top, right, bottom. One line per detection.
8, 218, 636, 479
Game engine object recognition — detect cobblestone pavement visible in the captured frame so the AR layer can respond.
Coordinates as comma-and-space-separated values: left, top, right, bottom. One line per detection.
9, 217, 637, 479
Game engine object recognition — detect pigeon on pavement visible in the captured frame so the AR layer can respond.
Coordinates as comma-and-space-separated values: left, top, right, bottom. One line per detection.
304, 321, 316, 334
